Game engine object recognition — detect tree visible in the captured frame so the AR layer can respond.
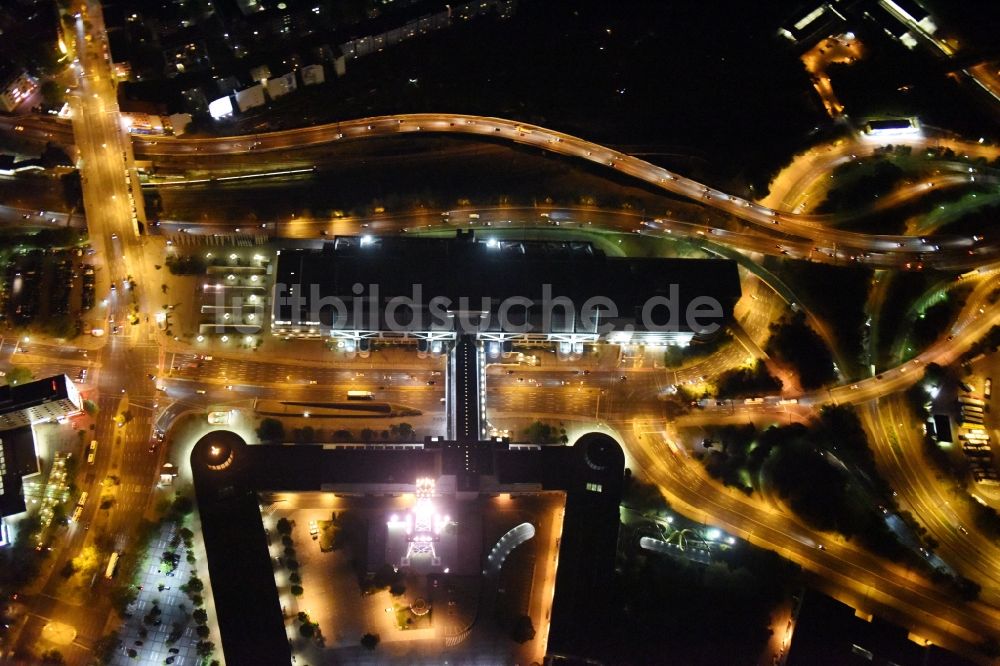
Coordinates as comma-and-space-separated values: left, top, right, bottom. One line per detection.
766, 313, 836, 389
92, 633, 121, 665
523, 420, 559, 445
361, 633, 380, 650
5, 366, 34, 386
511, 615, 536, 643
715, 361, 782, 399
39, 80, 64, 108
170, 494, 194, 517
83, 399, 99, 417
256, 418, 285, 443
187, 576, 204, 593
40, 649, 66, 664
196, 641, 215, 657
360, 428, 375, 442
621, 470, 670, 515
276, 517, 292, 535
193, 608, 208, 624
165, 255, 207, 275
196, 625, 210, 638
291, 584, 304, 596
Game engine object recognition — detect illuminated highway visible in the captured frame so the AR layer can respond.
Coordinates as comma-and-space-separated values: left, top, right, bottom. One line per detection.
6, 0, 162, 662
2, 10, 1000, 665
3, 112, 999, 271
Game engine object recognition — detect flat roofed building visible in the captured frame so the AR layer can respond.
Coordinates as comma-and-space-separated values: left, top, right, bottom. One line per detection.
271, 231, 741, 346
778, 3, 846, 44
0, 375, 82, 432
0, 68, 38, 113
0, 426, 39, 517
787, 590, 975, 666
192, 430, 625, 664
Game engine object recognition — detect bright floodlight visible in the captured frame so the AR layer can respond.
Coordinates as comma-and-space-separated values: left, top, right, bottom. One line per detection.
486, 238, 499, 248
360, 235, 374, 246
706, 528, 721, 541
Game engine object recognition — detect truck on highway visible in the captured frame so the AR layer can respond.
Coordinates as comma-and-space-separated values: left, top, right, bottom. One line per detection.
347, 390, 374, 400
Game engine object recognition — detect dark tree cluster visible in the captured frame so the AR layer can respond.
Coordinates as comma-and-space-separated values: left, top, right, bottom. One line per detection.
663, 331, 732, 369
817, 158, 905, 214
604, 538, 799, 665
775, 260, 872, 373
766, 313, 837, 389
701, 407, 906, 560
521, 421, 568, 445
715, 361, 782, 399
909, 286, 971, 353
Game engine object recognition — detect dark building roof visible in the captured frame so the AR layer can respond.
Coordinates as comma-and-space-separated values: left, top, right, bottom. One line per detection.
0, 427, 38, 516
931, 414, 952, 441
106, 29, 132, 63
272, 233, 741, 336
0, 374, 74, 423
787, 591, 977, 666
866, 118, 915, 132
192, 430, 625, 665
543, 433, 625, 659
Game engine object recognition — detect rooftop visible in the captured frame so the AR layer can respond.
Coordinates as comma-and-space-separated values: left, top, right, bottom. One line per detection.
191, 430, 625, 664
272, 232, 741, 337
0, 427, 38, 517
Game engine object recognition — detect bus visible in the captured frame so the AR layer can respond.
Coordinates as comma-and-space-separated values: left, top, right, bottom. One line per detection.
346, 390, 374, 401
105, 552, 120, 580
77, 492, 89, 508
